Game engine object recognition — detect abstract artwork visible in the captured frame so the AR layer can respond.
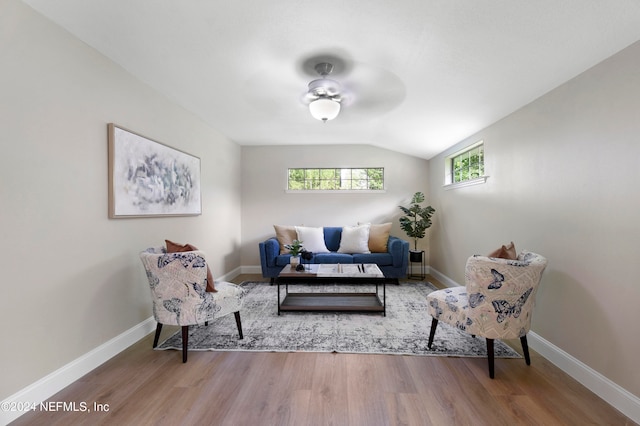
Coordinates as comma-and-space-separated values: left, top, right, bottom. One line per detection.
108, 123, 201, 218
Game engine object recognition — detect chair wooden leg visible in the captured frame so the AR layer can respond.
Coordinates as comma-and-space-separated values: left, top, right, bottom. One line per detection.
181, 326, 189, 363
427, 318, 438, 349
152, 323, 163, 348
521, 335, 531, 365
234, 311, 244, 339
486, 338, 495, 379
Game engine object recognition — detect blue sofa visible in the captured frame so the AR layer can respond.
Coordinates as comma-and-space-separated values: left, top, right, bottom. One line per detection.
259, 226, 409, 282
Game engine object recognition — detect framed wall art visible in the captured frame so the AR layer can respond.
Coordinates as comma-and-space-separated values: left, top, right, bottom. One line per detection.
108, 123, 201, 218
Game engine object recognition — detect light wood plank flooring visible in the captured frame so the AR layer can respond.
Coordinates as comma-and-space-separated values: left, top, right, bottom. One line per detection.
11, 274, 636, 425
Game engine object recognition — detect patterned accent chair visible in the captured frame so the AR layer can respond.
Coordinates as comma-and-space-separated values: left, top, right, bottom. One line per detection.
140, 247, 246, 363
426, 251, 547, 378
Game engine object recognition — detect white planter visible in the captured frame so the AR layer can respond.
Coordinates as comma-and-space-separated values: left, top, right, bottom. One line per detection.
290, 255, 300, 267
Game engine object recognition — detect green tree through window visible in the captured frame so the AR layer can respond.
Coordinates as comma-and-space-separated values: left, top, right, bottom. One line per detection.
452, 144, 484, 183
288, 168, 384, 191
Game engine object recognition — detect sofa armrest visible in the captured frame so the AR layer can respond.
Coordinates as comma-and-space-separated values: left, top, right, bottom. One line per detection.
259, 237, 281, 267
387, 236, 409, 268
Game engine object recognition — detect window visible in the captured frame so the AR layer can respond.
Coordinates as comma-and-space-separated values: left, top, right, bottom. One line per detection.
287, 168, 384, 191
444, 141, 487, 188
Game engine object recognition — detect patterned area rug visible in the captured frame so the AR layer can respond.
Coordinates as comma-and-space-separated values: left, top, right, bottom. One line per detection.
156, 280, 521, 358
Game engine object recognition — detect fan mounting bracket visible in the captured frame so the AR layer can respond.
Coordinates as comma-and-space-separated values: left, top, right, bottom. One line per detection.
314, 62, 334, 77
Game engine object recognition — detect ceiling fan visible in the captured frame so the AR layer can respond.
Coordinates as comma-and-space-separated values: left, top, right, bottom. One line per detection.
242, 53, 405, 122
303, 62, 346, 122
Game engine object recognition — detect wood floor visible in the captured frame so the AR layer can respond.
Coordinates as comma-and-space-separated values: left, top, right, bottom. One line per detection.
12, 275, 635, 426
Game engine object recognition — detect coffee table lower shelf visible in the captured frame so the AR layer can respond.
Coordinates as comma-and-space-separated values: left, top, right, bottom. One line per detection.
279, 292, 384, 314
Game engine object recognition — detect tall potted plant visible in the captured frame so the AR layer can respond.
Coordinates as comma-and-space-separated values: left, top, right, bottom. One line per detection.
398, 192, 435, 262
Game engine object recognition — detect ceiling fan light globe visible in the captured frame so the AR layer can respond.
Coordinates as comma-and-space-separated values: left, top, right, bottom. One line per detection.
309, 98, 340, 122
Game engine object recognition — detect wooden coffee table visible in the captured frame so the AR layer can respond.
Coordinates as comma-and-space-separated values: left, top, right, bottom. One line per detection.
276, 263, 387, 316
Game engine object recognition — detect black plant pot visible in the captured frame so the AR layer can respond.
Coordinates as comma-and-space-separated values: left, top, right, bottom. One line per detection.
409, 250, 423, 262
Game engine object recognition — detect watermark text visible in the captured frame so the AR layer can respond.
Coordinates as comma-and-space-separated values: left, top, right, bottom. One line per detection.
2, 401, 110, 413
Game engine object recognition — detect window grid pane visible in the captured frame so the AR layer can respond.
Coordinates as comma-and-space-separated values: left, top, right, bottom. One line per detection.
288, 167, 384, 190
452, 144, 484, 183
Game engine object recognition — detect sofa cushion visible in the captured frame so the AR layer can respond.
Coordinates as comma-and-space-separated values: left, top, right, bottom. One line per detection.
273, 225, 297, 255
314, 253, 354, 264
295, 226, 330, 253
275, 254, 296, 267
367, 222, 392, 253
353, 252, 394, 266
338, 224, 371, 254
165, 240, 216, 292
322, 227, 343, 252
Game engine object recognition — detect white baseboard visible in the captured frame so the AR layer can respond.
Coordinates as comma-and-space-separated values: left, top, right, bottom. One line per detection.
1, 267, 252, 425
239, 265, 263, 275
428, 266, 640, 423
428, 266, 459, 288
4, 266, 638, 425
528, 332, 640, 423
0, 266, 264, 425
0, 317, 156, 426
218, 266, 242, 282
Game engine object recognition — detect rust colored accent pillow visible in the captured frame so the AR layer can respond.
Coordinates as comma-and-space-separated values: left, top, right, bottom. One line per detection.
364, 222, 392, 253
273, 225, 298, 255
487, 241, 517, 260
165, 240, 216, 292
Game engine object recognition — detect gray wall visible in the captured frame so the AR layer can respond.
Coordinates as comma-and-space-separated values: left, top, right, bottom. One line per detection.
428, 41, 640, 397
1, 0, 241, 400
240, 144, 430, 267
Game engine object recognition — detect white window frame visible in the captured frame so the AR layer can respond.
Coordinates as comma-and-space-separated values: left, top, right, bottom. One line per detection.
443, 140, 488, 190
285, 167, 386, 193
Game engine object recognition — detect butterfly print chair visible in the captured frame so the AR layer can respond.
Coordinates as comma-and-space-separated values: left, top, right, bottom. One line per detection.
140, 247, 246, 363
426, 251, 547, 378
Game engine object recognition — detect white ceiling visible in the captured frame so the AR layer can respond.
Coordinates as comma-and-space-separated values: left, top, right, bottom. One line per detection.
22, 0, 640, 159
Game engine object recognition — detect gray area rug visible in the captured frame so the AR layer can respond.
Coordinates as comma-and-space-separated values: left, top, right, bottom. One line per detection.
156, 280, 521, 358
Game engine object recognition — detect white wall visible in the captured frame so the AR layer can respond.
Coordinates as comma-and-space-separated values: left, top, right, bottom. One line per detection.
428, 41, 640, 397
0, 0, 241, 400
240, 144, 430, 267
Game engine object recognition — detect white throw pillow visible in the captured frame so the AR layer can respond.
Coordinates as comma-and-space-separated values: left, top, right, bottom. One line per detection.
295, 226, 329, 253
338, 224, 371, 254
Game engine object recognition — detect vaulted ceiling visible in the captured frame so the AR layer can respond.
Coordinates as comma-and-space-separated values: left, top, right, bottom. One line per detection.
22, 0, 640, 159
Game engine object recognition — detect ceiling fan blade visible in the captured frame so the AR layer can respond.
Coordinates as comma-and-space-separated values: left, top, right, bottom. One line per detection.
340, 63, 406, 114
301, 91, 319, 104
